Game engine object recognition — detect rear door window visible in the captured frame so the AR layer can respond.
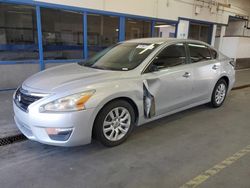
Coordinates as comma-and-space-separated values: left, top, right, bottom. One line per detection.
188, 43, 212, 63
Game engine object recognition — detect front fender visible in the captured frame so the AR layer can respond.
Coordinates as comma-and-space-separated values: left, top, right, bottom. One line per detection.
85, 79, 144, 129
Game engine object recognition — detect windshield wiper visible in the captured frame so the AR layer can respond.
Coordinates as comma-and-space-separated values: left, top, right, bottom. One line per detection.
91, 66, 108, 70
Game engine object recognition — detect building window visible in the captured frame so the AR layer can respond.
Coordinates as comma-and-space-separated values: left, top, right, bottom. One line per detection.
0, 3, 38, 61
87, 14, 119, 57
41, 8, 83, 60
225, 17, 250, 37
125, 18, 151, 40
188, 23, 211, 43
153, 22, 176, 38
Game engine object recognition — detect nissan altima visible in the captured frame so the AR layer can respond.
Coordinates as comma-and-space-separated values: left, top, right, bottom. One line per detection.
13, 38, 235, 147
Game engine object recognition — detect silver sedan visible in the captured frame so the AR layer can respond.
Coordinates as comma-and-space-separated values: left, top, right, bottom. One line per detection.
13, 38, 235, 147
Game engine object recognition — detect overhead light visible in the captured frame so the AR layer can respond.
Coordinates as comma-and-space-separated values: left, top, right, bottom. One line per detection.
88, 14, 101, 17
154, 25, 172, 28
7, 10, 30, 14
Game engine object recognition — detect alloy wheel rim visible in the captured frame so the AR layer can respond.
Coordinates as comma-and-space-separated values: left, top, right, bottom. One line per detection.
215, 83, 226, 105
103, 107, 131, 141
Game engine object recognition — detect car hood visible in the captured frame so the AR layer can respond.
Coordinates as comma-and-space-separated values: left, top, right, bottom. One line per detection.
22, 63, 122, 92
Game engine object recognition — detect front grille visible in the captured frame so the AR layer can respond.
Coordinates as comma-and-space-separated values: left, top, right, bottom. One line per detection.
15, 88, 43, 112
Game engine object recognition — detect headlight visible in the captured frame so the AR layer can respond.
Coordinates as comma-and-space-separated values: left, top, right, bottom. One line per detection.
40, 90, 95, 112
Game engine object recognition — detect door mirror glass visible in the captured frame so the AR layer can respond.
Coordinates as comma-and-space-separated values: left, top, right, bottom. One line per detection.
148, 64, 160, 72
153, 57, 166, 70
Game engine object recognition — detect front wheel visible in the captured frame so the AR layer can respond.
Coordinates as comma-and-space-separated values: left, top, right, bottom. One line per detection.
210, 79, 228, 108
93, 100, 135, 147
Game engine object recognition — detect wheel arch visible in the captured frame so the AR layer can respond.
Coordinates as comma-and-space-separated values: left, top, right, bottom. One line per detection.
209, 75, 230, 102
219, 76, 229, 87
91, 96, 140, 138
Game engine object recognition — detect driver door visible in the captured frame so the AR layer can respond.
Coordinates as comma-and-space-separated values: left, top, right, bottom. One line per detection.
142, 43, 194, 117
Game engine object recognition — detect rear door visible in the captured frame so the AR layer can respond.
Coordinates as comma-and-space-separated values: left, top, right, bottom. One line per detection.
187, 43, 221, 102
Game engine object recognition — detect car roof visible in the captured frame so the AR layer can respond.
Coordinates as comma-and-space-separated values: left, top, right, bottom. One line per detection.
124, 37, 210, 46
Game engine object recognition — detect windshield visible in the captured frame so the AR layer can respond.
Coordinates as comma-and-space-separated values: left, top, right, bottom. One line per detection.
80, 43, 160, 71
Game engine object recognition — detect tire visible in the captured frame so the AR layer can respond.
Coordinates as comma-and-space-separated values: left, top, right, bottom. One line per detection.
93, 100, 135, 147
210, 79, 228, 108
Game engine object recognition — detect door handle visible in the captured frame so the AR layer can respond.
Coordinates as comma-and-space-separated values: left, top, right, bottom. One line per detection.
212, 65, 219, 70
183, 72, 191, 78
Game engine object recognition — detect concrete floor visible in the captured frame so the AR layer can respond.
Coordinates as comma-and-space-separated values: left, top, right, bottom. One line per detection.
0, 86, 250, 187
0, 90, 18, 137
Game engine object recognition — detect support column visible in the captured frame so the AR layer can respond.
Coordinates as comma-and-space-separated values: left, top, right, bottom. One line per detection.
36, 6, 44, 70
83, 12, 88, 59
177, 20, 189, 39
219, 26, 226, 51
151, 20, 156, 37
119, 16, 125, 42
211, 24, 217, 47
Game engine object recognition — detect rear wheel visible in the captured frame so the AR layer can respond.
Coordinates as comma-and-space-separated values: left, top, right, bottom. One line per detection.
210, 79, 228, 108
93, 100, 135, 147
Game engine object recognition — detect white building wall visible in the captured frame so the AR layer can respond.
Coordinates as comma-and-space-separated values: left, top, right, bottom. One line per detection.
36, 0, 250, 24
219, 37, 239, 59
237, 37, 250, 59
217, 37, 250, 59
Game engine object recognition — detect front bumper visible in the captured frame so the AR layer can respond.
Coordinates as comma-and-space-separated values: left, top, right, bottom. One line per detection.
13, 102, 96, 146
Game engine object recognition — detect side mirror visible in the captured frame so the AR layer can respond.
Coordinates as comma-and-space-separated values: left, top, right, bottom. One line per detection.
148, 64, 159, 72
